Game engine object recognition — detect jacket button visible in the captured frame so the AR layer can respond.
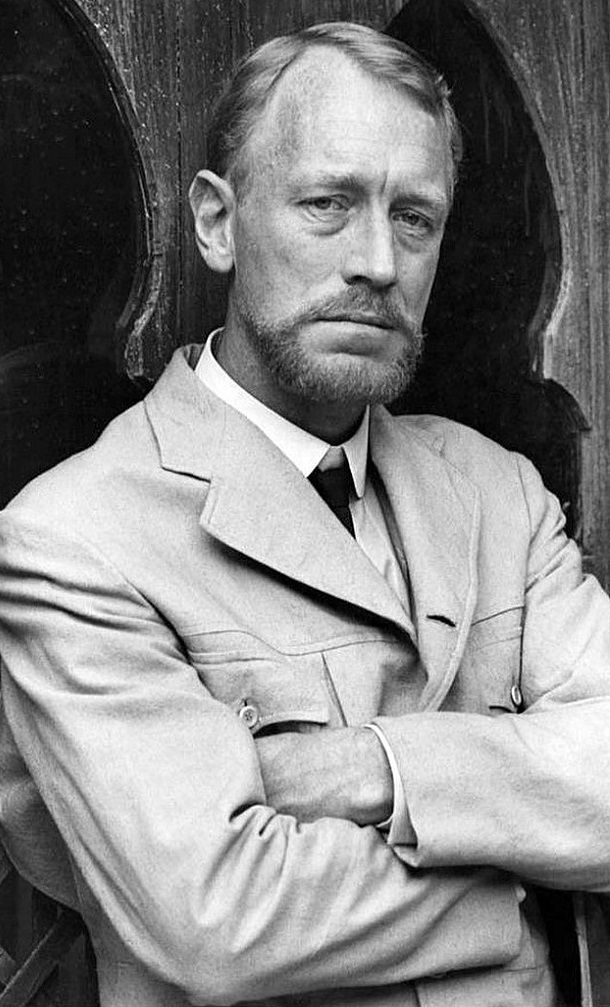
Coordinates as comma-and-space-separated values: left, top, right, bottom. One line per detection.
238, 702, 259, 730
510, 684, 523, 709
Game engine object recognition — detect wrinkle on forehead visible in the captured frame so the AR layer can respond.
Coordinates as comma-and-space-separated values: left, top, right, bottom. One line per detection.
246, 49, 446, 187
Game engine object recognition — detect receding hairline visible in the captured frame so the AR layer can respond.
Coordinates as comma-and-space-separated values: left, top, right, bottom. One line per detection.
243, 49, 453, 191
207, 22, 462, 198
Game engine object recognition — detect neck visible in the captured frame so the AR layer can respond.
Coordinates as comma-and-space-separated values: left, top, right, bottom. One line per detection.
215, 325, 367, 443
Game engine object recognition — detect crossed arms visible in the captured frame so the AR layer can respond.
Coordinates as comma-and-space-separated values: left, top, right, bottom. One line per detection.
258, 456, 610, 892
1, 456, 610, 1004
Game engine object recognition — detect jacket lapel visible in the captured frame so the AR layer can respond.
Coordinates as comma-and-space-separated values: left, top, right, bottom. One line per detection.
146, 349, 481, 703
370, 408, 481, 710
146, 348, 412, 635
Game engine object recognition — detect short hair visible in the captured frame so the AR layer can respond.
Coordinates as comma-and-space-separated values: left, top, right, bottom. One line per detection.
207, 21, 462, 199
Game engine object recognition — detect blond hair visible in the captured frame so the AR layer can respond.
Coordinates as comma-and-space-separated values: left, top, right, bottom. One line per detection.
207, 21, 462, 198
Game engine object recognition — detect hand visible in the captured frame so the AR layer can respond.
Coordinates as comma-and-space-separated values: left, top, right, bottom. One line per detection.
255, 726, 393, 825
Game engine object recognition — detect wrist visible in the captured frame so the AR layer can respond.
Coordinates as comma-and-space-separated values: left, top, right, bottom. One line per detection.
346, 727, 393, 825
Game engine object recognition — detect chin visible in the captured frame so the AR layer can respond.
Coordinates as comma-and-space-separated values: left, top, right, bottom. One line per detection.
276, 351, 419, 406
241, 306, 424, 405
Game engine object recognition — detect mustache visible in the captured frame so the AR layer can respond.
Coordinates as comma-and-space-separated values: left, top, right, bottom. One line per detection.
295, 291, 418, 335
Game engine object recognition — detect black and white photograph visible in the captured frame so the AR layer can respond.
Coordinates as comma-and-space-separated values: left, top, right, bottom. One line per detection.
0, 2, 609, 1004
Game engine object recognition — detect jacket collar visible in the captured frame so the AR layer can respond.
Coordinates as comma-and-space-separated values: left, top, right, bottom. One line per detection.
195, 330, 370, 495
146, 347, 480, 706
145, 344, 224, 480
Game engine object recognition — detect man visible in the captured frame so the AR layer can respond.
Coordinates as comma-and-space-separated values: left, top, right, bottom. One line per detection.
0, 20, 609, 1007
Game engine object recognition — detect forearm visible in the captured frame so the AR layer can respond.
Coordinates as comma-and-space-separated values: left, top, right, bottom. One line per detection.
256, 725, 393, 825
3, 669, 522, 1003
374, 701, 610, 891
382, 462, 610, 889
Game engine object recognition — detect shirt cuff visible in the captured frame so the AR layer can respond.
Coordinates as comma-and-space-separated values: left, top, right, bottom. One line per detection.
364, 723, 415, 843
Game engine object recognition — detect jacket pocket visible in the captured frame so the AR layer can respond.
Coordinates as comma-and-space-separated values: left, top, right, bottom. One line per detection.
322, 639, 426, 724
189, 648, 333, 735
449, 607, 524, 715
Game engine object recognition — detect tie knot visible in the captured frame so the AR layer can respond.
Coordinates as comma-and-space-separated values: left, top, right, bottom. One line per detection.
309, 454, 354, 509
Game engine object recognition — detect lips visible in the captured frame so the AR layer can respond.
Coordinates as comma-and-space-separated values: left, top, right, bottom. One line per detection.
319, 314, 393, 329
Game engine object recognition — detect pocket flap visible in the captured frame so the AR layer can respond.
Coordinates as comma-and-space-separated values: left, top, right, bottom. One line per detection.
449, 607, 525, 715
196, 655, 330, 734
469, 606, 523, 651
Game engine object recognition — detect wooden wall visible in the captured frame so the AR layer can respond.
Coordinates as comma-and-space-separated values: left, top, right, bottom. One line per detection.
465, 0, 610, 597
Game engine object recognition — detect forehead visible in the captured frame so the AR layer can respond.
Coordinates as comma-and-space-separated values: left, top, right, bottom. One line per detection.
249, 49, 451, 198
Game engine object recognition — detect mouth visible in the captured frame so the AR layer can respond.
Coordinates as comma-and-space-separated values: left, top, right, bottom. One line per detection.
318, 314, 394, 330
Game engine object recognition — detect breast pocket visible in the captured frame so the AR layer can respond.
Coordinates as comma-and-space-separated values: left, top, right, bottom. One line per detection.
450, 606, 525, 715
187, 640, 335, 735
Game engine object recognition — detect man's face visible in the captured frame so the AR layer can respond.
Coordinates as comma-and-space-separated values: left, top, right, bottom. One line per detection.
224, 50, 451, 411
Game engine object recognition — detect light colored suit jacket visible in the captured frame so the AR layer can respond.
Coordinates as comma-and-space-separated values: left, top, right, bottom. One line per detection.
1, 344, 609, 1007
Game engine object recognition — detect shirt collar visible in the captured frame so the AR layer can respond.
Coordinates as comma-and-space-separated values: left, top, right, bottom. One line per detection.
195, 330, 369, 498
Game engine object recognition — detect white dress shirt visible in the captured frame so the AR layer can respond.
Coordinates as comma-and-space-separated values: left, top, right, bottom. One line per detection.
195, 330, 409, 829
196, 333, 412, 605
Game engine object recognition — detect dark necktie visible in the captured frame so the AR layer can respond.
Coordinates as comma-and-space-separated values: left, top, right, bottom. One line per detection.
309, 453, 355, 537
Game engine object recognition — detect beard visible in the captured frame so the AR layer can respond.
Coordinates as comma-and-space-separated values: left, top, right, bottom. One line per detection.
237, 289, 425, 406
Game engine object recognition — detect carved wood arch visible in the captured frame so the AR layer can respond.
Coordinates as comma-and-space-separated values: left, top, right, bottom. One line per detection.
48, 0, 154, 367
385, 0, 586, 543
441, 0, 610, 586
4, 0, 608, 581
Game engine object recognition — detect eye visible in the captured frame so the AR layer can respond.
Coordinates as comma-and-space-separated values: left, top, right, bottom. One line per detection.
393, 208, 433, 233
302, 196, 347, 216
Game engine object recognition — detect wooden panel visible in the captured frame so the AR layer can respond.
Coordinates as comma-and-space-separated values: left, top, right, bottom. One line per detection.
68, 0, 181, 379
466, 0, 610, 583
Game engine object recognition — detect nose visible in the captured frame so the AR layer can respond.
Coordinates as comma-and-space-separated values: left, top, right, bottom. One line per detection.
342, 209, 397, 289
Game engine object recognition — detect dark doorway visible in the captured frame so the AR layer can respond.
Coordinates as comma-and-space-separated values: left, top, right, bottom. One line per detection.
388, 0, 585, 538
0, 0, 146, 506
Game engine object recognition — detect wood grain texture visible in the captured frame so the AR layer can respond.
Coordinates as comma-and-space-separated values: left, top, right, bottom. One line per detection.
469, 0, 610, 583
66, 0, 180, 378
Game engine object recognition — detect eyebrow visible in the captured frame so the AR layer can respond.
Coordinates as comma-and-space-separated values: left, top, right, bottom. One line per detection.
285, 170, 362, 197
299, 171, 362, 190
289, 170, 449, 213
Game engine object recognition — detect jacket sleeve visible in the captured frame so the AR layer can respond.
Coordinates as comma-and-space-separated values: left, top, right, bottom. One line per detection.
374, 454, 610, 893
0, 510, 522, 1006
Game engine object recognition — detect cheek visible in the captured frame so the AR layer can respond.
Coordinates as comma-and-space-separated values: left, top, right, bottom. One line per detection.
397, 250, 441, 312
243, 233, 335, 302
235, 213, 299, 279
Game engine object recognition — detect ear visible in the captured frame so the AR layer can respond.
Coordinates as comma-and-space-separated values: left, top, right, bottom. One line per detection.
188, 169, 236, 274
